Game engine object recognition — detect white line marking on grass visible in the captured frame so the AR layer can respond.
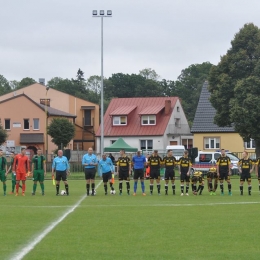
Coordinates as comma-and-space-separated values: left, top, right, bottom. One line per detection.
9, 180, 103, 260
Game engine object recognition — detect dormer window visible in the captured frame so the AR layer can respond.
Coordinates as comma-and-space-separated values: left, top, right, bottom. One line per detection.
113, 116, 127, 125
141, 115, 156, 125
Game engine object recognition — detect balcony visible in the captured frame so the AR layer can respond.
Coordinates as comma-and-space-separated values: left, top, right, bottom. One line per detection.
167, 124, 191, 135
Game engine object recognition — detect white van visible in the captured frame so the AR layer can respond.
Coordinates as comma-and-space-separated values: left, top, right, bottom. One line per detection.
191, 151, 239, 175
166, 145, 185, 160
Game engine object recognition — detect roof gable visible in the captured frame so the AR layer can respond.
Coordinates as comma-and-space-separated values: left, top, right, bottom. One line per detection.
96, 97, 178, 136
191, 82, 235, 133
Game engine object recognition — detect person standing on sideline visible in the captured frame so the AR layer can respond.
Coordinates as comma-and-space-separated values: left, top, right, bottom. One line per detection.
0, 149, 8, 196
82, 147, 98, 196
178, 150, 192, 196
13, 148, 30, 196
216, 149, 232, 196
52, 150, 70, 196
238, 151, 253, 195
132, 150, 146, 196
31, 149, 46, 196
117, 149, 131, 195
98, 154, 115, 195
148, 150, 163, 195
163, 150, 177, 195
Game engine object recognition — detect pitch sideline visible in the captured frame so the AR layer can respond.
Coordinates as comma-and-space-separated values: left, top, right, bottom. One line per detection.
9, 180, 103, 260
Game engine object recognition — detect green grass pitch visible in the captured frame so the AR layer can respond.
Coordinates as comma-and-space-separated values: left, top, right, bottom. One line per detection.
1, 177, 260, 260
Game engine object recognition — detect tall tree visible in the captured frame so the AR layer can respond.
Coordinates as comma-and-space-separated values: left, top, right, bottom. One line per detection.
0, 75, 11, 95
208, 23, 260, 155
86, 75, 101, 94
47, 118, 75, 149
18, 77, 36, 89
47, 77, 64, 89
9, 80, 20, 90
139, 68, 160, 80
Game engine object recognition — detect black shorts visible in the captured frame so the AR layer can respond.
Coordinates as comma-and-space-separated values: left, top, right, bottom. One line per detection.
134, 169, 144, 180
84, 168, 96, 180
150, 168, 160, 180
119, 169, 129, 181
165, 168, 175, 180
56, 170, 67, 181
240, 172, 251, 182
180, 172, 190, 182
207, 172, 218, 180
218, 171, 230, 181
192, 176, 204, 183
102, 171, 112, 183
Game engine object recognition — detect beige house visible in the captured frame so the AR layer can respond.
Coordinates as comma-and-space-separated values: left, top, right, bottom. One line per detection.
0, 83, 99, 155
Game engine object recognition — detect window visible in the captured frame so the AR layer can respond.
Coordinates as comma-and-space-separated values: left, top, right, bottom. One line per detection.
24, 119, 29, 130
40, 99, 50, 107
141, 115, 156, 125
140, 140, 153, 150
175, 118, 180, 127
33, 119, 39, 130
111, 140, 116, 144
199, 153, 213, 163
204, 137, 220, 149
113, 116, 127, 125
245, 139, 255, 149
177, 106, 180, 112
4, 119, 10, 130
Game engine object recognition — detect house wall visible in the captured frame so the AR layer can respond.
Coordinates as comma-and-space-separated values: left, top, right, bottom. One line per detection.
193, 132, 245, 152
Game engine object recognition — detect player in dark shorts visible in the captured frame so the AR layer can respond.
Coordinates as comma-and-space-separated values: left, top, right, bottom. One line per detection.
148, 150, 163, 195
254, 156, 260, 194
163, 149, 177, 195
117, 149, 131, 195
178, 150, 192, 196
216, 149, 232, 196
207, 167, 218, 195
238, 151, 253, 195
191, 171, 204, 195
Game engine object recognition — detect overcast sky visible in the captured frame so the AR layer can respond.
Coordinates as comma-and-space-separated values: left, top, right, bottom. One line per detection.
1, 0, 260, 83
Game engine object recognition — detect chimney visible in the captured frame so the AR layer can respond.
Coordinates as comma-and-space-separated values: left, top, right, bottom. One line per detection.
165, 100, 171, 115
39, 78, 45, 85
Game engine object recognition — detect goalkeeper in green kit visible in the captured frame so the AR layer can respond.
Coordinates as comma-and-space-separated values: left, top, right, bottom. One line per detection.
31, 149, 46, 195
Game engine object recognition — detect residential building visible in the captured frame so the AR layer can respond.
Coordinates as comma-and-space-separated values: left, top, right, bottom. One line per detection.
96, 97, 192, 153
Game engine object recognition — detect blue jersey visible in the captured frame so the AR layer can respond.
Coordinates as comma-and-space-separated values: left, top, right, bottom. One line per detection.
52, 156, 69, 171
98, 157, 114, 176
82, 153, 98, 169
132, 155, 146, 169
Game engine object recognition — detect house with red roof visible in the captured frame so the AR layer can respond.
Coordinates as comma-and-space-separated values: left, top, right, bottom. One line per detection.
96, 97, 193, 153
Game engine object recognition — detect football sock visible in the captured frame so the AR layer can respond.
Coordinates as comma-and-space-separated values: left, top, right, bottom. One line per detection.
141, 181, 145, 193
104, 184, 107, 193
165, 184, 168, 194
240, 185, 243, 195
192, 184, 196, 192
22, 183, 25, 193
56, 184, 60, 194
181, 185, 184, 194
65, 184, 69, 194
33, 184, 37, 193
86, 183, 90, 194
214, 183, 218, 191
119, 182, 123, 193
157, 184, 160, 193
228, 183, 231, 192
126, 182, 130, 193
186, 184, 189, 193
110, 182, 114, 191
209, 182, 213, 191
220, 183, 224, 193
16, 183, 19, 193
12, 181, 15, 192
3, 183, 6, 193
259, 184, 260, 191
91, 183, 95, 194
150, 184, 153, 193
248, 185, 252, 195
134, 181, 137, 193
199, 185, 204, 195
40, 183, 44, 193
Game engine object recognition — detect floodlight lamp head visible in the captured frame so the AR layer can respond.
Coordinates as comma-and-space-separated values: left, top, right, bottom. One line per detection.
100, 10, 105, 15
92, 10, 97, 16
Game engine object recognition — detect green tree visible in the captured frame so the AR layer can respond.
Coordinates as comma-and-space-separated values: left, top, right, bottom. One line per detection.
9, 80, 20, 90
47, 118, 75, 149
0, 124, 8, 145
86, 75, 101, 94
139, 68, 160, 80
208, 23, 260, 154
18, 77, 36, 89
47, 77, 64, 89
0, 75, 11, 95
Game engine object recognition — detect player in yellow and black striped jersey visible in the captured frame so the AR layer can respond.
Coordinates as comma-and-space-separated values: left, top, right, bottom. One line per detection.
117, 149, 131, 195
207, 167, 218, 195
148, 150, 163, 195
216, 149, 232, 195
178, 150, 192, 196
238, 151, 253, 195
253, 157, 260, 193
162, 150, 177, 195
191, 171, 204, 195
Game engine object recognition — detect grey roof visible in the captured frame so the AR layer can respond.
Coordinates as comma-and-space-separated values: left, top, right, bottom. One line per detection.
20, 133, 44, 144
191, 81, 235, 133
38, 103, 76, 118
